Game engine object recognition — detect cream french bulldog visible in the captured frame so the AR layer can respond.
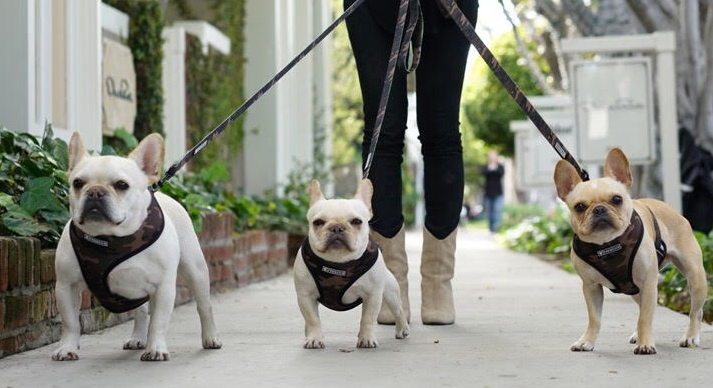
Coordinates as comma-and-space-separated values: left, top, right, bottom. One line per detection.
52, 132, 221, 361
293, 179, 409, 349
554, 148, 707, 355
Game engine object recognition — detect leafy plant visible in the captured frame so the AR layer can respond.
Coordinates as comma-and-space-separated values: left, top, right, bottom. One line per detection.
500, 204, 573, 257
658, 230, 713, 323
0, 125, 70, 246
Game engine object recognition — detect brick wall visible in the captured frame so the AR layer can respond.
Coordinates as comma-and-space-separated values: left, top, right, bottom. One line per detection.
0, 212, 290, 359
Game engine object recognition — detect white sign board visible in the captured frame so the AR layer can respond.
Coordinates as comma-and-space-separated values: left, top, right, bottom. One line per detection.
510, 97, 576, 189
571, 57, 655, 164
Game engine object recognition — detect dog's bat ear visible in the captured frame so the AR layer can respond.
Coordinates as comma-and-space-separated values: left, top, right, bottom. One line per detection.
604, 148, 632, 189
554, 160, 582, 201
68, 131, 88, 172
354, 178, 373, 213
129, 133, 165, 185
308, 180, 324, 206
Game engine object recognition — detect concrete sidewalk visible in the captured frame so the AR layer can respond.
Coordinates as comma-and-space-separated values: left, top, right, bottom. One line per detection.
1, 229, 711, 388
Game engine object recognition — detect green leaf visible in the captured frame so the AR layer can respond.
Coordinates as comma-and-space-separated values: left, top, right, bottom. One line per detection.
101, 145, 117, 156
114, 127, 138, 149
0, 192, 15, 208
20, 177, 66, 214
1, 203, 51, 236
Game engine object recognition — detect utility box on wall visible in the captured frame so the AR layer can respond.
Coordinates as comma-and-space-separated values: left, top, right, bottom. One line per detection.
570, 57, 656, 165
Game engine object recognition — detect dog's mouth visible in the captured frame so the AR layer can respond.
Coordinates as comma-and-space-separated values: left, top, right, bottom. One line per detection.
590, 217, 615, 231
78, 202, 123, 226
322, 235, 353, 252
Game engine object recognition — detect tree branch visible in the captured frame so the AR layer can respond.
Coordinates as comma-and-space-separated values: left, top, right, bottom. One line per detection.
624, 0, 669, 32
561, 0, 598, 36
533, 0, 567, 36
497, 0, 557, 95
695, 2, 713, 149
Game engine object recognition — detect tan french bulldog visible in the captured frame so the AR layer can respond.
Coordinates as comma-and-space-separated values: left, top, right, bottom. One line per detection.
52, 132, 221, 361
293, 179, 409, 349
554, 148, 707, 355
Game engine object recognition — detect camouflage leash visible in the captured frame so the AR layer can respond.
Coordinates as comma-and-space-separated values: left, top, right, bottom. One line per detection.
151, 0, 370, 191
363, 0, 423, 178
436, 0, 590, 182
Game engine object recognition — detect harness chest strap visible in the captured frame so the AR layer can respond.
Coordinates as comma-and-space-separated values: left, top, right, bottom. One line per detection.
572, 208, 667, 296
69, 193, 164, 313
300, 238, 379, 312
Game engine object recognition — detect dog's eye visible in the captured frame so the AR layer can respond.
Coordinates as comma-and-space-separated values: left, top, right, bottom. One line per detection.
114, 180, 130, 191
350, 218, 362, 226
72, 178, 84, 189
312, 219, 325, 227
611, 195, 623, 205
574, 203, 587, 213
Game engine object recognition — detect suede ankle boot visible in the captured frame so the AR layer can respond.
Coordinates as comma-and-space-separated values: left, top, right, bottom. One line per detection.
371, 225, 410, 324
420, 228, 456, 325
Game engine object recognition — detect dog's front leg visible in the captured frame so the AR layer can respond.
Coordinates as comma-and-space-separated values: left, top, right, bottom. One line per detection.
357, 293, 382, 348
633, 278, 657, 355
124, 303, 149, 350
297, 293, 324, 349
571, 282, 603, 352
52, 281, 82, 361
141, 282, 176, 361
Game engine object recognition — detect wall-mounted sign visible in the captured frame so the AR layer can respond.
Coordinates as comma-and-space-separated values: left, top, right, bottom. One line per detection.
510, 96, 576, 189
571, 57, 655, 164
102, 38, 136, 136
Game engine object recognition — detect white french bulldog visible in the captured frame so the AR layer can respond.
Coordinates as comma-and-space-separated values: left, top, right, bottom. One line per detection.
52, 132, 221, 361
293, 179, 409, 349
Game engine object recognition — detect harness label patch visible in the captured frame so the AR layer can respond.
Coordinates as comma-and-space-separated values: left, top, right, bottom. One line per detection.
83, 234, 109, 247
596, 243, 622, 257
322, 266, 347, 277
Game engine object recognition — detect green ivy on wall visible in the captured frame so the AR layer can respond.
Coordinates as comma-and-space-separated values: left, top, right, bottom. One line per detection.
169, 0, 246, 176
104, 0, 165, 139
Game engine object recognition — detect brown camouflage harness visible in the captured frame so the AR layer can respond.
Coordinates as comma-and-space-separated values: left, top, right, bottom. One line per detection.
572, 209, 667, 295
301, 238, 379, 311
69, 194, 164, 313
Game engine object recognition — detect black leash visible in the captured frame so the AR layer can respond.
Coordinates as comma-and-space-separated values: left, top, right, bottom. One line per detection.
436, 0, 589, 182
152, 0, 586, 189
151, 0, 369, 191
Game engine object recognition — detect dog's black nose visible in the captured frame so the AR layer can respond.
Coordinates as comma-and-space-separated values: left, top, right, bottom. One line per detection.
86, 186, 107, 200
329, 224, 346, 234
592, 205, 607, 216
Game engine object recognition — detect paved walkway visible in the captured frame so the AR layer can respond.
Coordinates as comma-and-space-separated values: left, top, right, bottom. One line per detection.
1, 230, 711, 388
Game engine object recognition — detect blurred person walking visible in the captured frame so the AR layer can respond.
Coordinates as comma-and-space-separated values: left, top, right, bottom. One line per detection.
481, 150, 504, 234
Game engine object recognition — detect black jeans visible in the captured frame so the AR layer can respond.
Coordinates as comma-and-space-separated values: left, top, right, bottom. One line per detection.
345, 0, 478, 239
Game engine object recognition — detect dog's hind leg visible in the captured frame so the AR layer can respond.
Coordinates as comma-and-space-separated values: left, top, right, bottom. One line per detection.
178, 242, 222, 350
673, 240, 706, 348
383, 273, 410, 339
123, 303, 149, 349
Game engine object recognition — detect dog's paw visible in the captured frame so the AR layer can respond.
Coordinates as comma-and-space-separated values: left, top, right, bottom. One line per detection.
570, 340, 594, 352
357, 336, 379, 348
395, 323, 410, 339
628, 332, 638, 344
303, 338, 325, 349
633, 344, 657, 355
679, 335, 700, 348
202, 337, 223, 349
123, 338, 146, 350
51, 347, 79, 361
140, 350, 170, 361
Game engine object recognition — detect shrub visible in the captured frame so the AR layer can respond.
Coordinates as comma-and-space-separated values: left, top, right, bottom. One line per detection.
0, 125, 70, 247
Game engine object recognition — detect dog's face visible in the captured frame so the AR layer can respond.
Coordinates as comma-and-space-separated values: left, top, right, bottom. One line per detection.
554, 148, 635, 244
306, 179, 373, 262
67, 132, 165, 236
